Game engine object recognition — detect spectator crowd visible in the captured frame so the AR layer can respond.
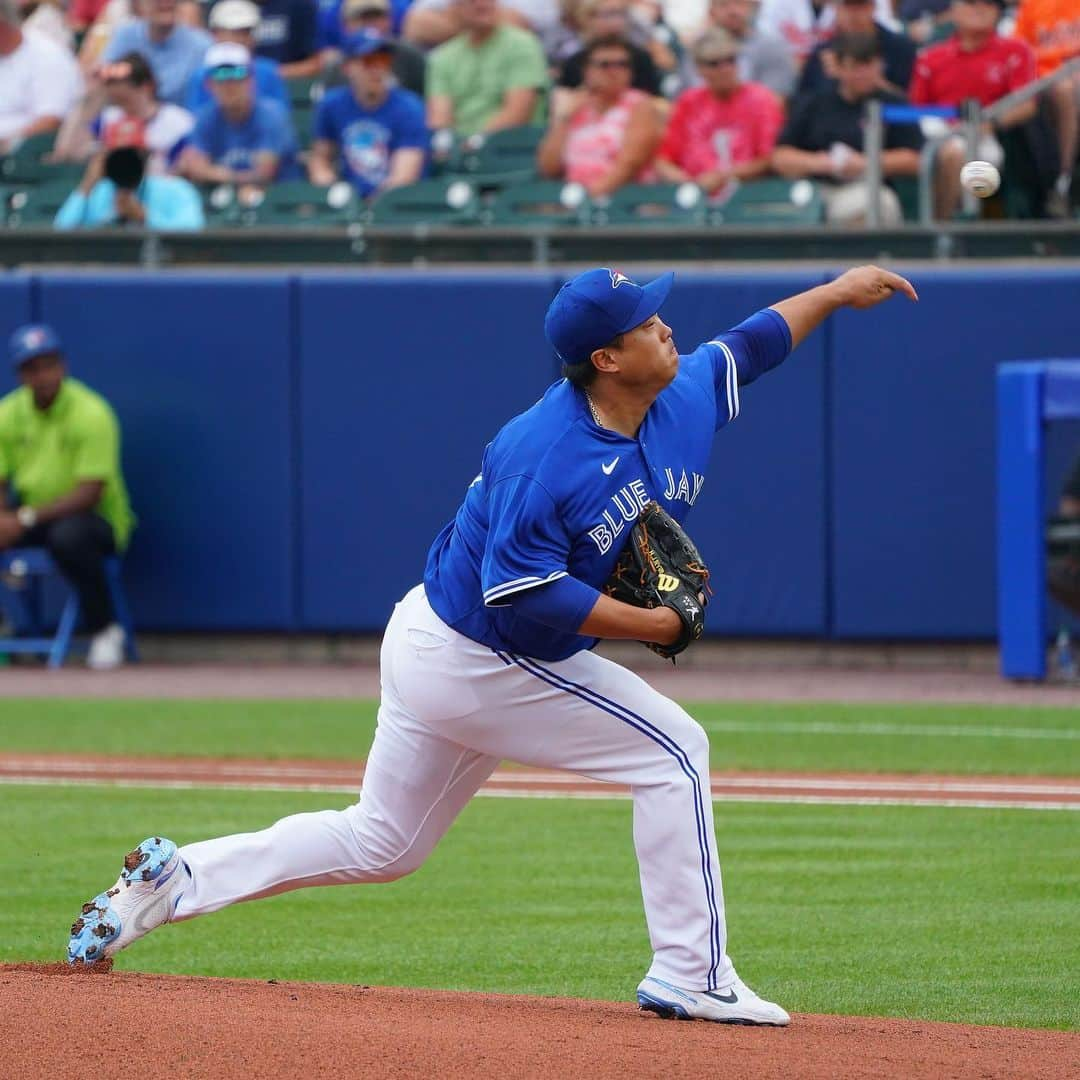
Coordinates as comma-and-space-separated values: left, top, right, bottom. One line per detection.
1, 0, 1079, 226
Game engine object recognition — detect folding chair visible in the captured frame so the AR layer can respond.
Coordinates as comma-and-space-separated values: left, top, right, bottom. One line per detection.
0, 548, 139, 669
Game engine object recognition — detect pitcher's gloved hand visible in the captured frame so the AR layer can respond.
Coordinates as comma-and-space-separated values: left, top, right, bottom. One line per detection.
603, 501, 711, 660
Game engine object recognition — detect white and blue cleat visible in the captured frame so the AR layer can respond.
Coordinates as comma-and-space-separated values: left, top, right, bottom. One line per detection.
68, 836, 189, 965
637, 975, 791, 1026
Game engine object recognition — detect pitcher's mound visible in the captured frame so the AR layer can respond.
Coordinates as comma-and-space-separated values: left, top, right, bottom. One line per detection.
1, 965, 1075, 1079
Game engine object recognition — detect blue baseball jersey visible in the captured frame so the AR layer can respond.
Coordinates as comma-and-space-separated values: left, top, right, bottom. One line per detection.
424, 311, 789, 662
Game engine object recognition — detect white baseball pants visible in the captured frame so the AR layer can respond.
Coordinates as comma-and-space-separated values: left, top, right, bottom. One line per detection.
175, 584, 734, 990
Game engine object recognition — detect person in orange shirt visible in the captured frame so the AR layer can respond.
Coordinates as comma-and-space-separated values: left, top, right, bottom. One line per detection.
1013, 0, 1080, 215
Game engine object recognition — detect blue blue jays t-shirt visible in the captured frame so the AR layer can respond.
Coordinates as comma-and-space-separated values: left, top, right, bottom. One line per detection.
313, 85, 428, 197
191, 98, 299, 177
424, 312, 789, 662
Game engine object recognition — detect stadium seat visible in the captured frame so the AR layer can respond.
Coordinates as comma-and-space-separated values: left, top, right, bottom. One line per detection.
597, 183, 706, 227
5, 180, 75, 227
453, 126, 544, 186
236, 180, 359, 226
287, 76, 325, 109
0, 134, 84, 187
0, 549, 138, 669
708, 178, 825, 226
487, 179, 592, 226
368, 177, 479, 225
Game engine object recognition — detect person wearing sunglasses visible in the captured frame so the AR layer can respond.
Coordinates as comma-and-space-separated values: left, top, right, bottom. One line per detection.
317, 0, 426, 98
909, 0, 1038, 219
185, 0, 289, 115
178, 42, 299, 188
656, 27, 783, 199
556, 0, 663, 97
538, 33, 661, 198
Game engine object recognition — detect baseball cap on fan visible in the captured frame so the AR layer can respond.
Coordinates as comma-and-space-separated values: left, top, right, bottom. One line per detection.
204, 42, 252, 79
9, 324, 63, 370
209, 0, 260, 30
545, 268, 674, 365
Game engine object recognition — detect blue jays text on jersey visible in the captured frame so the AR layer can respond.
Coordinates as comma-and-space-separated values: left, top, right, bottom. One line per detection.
424, 308, 791, 662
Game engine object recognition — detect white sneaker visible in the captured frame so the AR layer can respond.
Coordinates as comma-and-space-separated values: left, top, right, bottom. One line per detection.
637, 975, 791, 1026
87, 623, 125, 670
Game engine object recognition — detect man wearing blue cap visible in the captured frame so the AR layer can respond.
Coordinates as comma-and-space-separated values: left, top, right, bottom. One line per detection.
0, 325, 134, 669
308, 28, 427, 196
68, 264, 915, 1026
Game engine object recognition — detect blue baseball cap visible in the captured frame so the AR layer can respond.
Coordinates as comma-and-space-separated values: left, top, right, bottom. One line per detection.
343, 28, 395, 57
545, 268, 674, 366
9, 323, 63, 369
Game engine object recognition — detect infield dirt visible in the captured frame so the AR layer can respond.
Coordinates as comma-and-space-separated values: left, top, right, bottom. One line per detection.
4, 964, 1078, 1079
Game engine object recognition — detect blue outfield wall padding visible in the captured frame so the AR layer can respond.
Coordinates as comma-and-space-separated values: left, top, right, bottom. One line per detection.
36, 273, 297, 630
296, 272, 563, 630
0, 274, 34, 357
830, 269, 1080, 639
996, 364, 1046, 679
649, 271, 830, 635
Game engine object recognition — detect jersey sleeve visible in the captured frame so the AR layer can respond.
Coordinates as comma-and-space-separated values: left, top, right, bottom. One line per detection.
680, 308, 792, 431
481, 474, 571, 606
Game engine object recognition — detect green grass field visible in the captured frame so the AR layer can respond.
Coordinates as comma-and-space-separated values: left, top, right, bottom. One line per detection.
2, 698, 1078, 774
1, 696, 1077, 1030
1, 784, 1077, 1030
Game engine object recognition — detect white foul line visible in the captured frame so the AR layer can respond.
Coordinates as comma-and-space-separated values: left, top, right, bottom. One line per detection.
0, 775, 1076, 811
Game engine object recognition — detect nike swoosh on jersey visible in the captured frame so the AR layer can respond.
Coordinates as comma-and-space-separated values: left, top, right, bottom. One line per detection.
602, 457, 620, 475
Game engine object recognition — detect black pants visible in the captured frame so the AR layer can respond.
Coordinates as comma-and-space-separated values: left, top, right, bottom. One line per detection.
22, 513, 117, 634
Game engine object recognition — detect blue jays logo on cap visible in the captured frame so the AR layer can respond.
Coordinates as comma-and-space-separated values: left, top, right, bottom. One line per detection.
9, 323, 63, 370
545, 268, 674, 366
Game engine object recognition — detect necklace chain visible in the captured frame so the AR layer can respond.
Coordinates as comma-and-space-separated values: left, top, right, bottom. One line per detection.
584, 390, 602, 427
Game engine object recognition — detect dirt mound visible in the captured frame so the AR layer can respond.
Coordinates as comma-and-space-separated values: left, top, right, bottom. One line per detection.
2, 965, 1075, 1079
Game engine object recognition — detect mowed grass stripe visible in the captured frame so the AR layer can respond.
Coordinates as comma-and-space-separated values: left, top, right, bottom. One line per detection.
0, 699, 1076, 775
0, 785, 1076, 1030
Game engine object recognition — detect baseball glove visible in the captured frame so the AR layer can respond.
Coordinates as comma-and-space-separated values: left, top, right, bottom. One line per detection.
603, 500, 711, 661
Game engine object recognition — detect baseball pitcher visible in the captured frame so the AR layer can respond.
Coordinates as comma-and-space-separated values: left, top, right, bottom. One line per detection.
68, 264, 916, 1025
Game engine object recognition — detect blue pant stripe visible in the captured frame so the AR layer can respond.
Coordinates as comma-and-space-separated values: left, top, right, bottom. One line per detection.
503, 651, 722, 988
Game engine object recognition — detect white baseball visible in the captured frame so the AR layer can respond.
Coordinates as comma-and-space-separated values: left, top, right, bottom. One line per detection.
960, 160, 1001, 199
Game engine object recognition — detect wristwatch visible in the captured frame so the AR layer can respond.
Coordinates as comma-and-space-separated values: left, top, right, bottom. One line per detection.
15, 506, 38, 529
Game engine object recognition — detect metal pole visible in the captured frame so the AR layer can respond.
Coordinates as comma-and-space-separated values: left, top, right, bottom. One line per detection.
961, 98, 982, 217
864, 98, 883, 229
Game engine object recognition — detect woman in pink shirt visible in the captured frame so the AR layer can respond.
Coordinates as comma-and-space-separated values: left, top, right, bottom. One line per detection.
537, 34, 661, 198
656, 27, 784, 198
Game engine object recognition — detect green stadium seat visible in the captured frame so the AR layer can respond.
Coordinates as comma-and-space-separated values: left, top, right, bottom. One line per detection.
487, 179, 591, 226
0, 134, 84, 186
287, 76, 325, 109
235, 180, 359, 226
292, 104, 316, 149
368, 177, 479, 226
708, 178, 825, 226
453, 126, 544, 186
597, 183, 706, 227
5, 179, 75, 227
